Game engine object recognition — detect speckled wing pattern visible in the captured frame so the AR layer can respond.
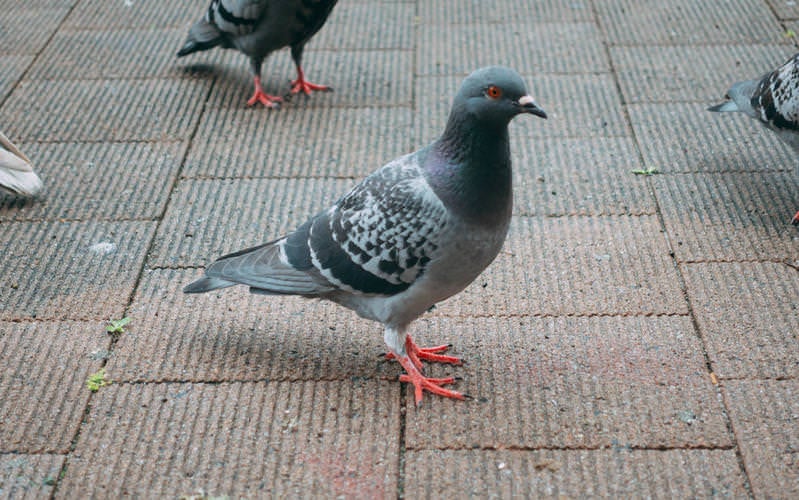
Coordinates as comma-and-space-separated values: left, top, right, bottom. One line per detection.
751, 54, 799, 131
302, 154, 447, 295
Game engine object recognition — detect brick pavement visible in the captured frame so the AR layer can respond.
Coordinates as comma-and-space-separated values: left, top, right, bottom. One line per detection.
1, 0, 797, 497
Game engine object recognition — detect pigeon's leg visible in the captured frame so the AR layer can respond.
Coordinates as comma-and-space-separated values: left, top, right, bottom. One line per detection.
289, 46, 330, 96
385, 334, 462, 368
792, 210, 799, 226
247, 60, 283, 108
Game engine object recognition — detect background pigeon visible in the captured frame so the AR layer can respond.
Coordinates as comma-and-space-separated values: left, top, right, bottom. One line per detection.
708, 53, 799, 224
0, 131, 42, 197
177, 0, 338, 108
184, 66, 547, 403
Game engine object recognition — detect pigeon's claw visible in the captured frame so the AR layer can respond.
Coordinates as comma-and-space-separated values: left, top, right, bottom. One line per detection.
397, 355, 464, 405
290, 66, 331, 96
247, 76, 283, 108
385, 336, 463, 370
792, 209, 799, 226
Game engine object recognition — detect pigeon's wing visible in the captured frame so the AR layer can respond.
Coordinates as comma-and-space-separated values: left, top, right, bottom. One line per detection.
299, 152, 449, 296
750, 54, 799, 130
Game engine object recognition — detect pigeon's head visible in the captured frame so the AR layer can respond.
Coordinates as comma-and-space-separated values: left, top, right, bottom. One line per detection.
453, 66, 547, 126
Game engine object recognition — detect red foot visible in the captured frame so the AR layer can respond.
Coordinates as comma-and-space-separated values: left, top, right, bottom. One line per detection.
397, 355, 465, 405
385, 335, 463, 370
792, 209, 799, 226
290, 66, 331, 96
247, 76, 283, 108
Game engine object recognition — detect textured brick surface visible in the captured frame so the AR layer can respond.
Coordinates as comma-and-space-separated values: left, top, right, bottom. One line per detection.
0, 454, 64, 499
417, 23, 609, 76
149, 178, 352, 268
0, 321, 107, 453
60, 381, 400, 498
434, 216, 688, 317
596, 0, 785, 44
653, 172, 799, 262
404, 449, 747, 498
183, 106, 413, 179
63, 0, 207, 29
0, 221, 156, 320
611, 44, 796, 104
109, 268, 396, 383
724, 379, 799, 499
0, 55, 32, 102
0, 8, 70, 55
683, 262, 799, 379
315, 2, 415, 49
0, 141, 186, 221
628, 103, 796, 173
419, 0, 595, 23
404, 315, 729, 449
0, 79, 209, 142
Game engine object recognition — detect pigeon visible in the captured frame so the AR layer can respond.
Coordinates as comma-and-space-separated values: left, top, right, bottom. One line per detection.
0, 131, 42, 198
177, 0, 338, 108
708, 52, 799, 224
184, 66, 547, 403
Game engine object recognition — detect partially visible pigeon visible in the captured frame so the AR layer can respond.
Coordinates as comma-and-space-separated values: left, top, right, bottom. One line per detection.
0, 131, 42, 197
177, 0, 338, 108
184, 66, 547, 403
708, 53, 799, 224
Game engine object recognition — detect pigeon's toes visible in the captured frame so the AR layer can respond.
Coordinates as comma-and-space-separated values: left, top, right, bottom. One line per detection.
792, 210, 799, 226
385, 336, 462, 368
247, 76, 283, 108
397, 356, 464, 405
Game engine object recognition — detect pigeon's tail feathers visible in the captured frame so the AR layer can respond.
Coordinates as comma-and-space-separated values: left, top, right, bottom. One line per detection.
707, 100, 739, 113
204, 239, 335, 296
177, 19, 226, 57
183, 276, 238, 293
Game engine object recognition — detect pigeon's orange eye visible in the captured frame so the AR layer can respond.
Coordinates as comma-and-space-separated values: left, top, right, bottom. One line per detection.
486, 85, 502, 99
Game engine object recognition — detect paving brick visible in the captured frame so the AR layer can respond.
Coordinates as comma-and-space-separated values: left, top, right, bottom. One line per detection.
611, 44, 796, 104
0, 55, 32, 102
514, 137, 656, 216
415, 73, 629, 145
0, 8, 70, 55
653, 172, 799, 262
60, 381, 400, 498
418, 23, 608, 77
767, 0, 799, 20
0, 141, 186, 221
628, 103, 796, 173
404, 315, 729, 449
596, 0, 785, 45
434, 216, 688, 317
148, 178, 352, 268
0, 321, 107, 453
314, 2, 414, 49
0, 79, 209, 142
183, 106, 413, 179
0, 454, 64, 499
0, 221, 156, 320
404, 449, 746, 498
108, 268, 397, 383
63, 0, 207, 29
683, 262, 799, 379
724, 379, 799, 499
27, 29, 193, 80
204, 49, 413, 109
419, 0, 595, 23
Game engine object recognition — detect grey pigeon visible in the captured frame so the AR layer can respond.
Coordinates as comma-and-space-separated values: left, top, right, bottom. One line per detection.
708, 52, 799, 224
0, 131, 42, 197
184, 66, 547, 403
177, 0, 338, 108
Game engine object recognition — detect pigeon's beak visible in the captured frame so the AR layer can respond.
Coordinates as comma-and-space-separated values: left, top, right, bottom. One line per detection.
516, 95, 547, 119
